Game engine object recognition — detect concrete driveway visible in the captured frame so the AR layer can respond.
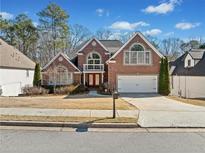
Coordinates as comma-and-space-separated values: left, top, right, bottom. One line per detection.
122, 94, 205, 127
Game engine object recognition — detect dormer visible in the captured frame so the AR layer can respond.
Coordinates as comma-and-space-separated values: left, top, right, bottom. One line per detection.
184, 53, 194, 68
184, 49, 205, 68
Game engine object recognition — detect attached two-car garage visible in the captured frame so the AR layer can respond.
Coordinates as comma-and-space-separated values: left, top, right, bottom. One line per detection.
117, 75, 158, 93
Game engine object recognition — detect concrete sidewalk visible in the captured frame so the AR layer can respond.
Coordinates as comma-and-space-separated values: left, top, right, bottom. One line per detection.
0, 108, 138, 118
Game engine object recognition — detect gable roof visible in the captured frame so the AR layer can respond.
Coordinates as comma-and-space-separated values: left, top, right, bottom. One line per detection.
77, 38, 109, 52
0, 38, 35, 70
106, 32, 164, 63
188, 49, 205, 59
170, 49, 205, 76
99, 40, 123, 54
42, 52, 81, 72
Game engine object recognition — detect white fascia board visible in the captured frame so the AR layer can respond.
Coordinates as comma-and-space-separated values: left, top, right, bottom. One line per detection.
78, 38, 109, 52
106, 32, 164, 64
42, 52, 81, 73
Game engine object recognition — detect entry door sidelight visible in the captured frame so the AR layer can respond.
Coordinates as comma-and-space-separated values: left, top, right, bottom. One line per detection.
89, 74, 94, 86
95, 74, 100, 86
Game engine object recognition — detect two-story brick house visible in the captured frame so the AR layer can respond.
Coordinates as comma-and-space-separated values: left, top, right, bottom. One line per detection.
42, 32, 164, 93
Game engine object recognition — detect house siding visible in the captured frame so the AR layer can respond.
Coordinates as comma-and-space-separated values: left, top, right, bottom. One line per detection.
171, 75, 205, 98
0, 68, 34, 96
108, 34, 161, 91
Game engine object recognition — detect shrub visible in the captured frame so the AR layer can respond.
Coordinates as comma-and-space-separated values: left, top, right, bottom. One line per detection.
54, 85, 77, 95
0, 86, 2, 96
98, 82, 111, 95
70, 84, 88, 94
33, 63, 41, 86
22, 86, 48, 96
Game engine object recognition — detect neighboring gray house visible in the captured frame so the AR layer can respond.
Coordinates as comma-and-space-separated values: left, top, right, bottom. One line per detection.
170, 49, 205, 98
0, 39, 36, 96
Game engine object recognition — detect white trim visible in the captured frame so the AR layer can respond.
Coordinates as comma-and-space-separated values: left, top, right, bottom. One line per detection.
83, 71, 105, 73
106, 32, 164, 64
42, 52, 81, 73
78, 38, 109, 52
42, 52, 63, 70
129, 42, 145, 51
77, 53, 84, 55
109, 60, 116, 63
86, 51, 102, 64
74, 72, 82, 74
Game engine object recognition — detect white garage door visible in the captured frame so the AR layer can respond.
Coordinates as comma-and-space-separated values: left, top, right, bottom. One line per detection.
117, 75, 158, 93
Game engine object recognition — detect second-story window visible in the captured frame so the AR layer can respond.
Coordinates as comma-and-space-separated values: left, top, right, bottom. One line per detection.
124, 43, 151, 65
87, 52, 101, 64
87, 52, 102, 70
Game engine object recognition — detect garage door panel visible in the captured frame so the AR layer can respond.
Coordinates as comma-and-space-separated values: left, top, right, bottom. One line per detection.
118, 75, 157, 93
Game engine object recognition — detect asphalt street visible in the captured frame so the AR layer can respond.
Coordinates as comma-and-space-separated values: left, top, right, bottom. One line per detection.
1, 128, 205, 152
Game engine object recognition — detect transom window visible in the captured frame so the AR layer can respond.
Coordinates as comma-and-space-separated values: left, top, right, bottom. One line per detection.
87, 52, 101, 64
124, 44, 151, 65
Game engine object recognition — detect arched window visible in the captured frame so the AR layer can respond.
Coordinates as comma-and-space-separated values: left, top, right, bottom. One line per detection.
49, 65, 72, 85
87, 52, 101, 64
86, 52, 102, 70
130, 44, 145, 51
125, 43, 151, 65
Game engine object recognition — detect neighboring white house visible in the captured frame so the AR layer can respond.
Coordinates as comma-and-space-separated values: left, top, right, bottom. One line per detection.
0, 39, 35, 96
170, 49, 205, 98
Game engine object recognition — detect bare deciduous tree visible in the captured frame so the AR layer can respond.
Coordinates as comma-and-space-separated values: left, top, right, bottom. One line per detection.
160, 38, 183, 61
68, 24, 92, 51
95, 29, 113, 40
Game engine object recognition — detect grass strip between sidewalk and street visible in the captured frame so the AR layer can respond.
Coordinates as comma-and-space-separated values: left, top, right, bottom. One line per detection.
0, 115, 137, 123
167, 96, 205, 107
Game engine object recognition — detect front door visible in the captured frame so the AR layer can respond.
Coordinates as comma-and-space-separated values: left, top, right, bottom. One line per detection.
88, 74, 100, 86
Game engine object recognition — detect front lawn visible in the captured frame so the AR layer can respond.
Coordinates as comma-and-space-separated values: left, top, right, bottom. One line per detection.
167, 96, 205, 107
0, 96, 136, 110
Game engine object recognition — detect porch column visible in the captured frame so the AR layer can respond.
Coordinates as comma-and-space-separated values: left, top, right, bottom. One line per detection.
83, 73, 85, 85
101, 73, 104, 83
101, 72, 103, 84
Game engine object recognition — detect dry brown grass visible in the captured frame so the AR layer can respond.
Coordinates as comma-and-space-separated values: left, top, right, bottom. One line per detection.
0, 96, 136, 110
167, 96, 205, 107
0, 115, 137, 123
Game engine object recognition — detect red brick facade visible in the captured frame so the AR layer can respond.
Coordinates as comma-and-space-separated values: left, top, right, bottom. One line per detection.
107, 34, 161, 91
42, 54, 81, 85
77, 39, 109, 71
77, 39, 109, 84
42, 34, 162, 91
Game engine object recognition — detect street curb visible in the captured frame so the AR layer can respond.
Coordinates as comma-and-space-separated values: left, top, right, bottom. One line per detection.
0, 121, 138, 128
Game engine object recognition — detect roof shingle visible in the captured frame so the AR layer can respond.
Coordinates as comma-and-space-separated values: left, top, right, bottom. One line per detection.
0, 39, 35, 70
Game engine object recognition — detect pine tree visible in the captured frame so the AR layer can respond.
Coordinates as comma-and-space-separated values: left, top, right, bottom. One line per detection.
33, 63, 41, 86
158, 57, 170, 95
159, 58, 164, 94
164, 57, 170, 95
